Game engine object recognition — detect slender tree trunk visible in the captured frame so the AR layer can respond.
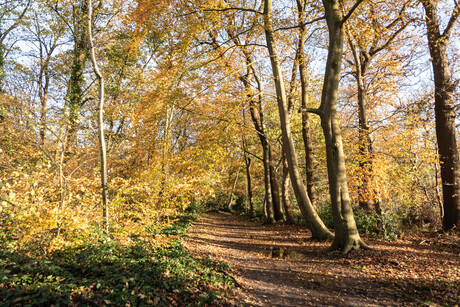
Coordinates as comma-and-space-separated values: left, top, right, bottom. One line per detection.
38, 65, 50, 146
350, 46, 379, 213
211, 31, 275, 222
241, 121, 254, 216
243, 57, 275, 223
421, 0, 460, 231
244, 151, 254, 215
296, 0, 318, 209
264, 0, 333, 240
261, 131, 275, 222
0, 43, 4, 93
87, 0, 109, 235
318, 0, 367, 253
282, 152, 295, 224
269, 150, 283, 221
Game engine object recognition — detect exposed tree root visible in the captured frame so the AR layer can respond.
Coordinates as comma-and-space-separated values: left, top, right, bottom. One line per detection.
328, 237, 371, 254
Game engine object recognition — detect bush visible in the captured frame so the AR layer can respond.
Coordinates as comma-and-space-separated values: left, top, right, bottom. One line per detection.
0, 212, 235, 306
316, 202, 334, 229
232, 195, 247, 213
354, 207, 401, 240
317, 204, 401, 240
404, 203, 441, 230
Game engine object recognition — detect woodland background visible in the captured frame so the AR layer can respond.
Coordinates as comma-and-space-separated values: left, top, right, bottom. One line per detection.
0, 0, 459, 304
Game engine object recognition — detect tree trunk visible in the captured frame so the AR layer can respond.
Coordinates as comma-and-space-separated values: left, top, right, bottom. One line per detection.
296, 0, 318, 210
318, 0, 367, 253
0, 43, 4, 93
282, 152, 295, 224
68, 0, 88, 148
87, 0, 109, 235
269, 150, 283, 221
261, 127, 275, 222
264, 0, 333, 240
244, 150, 254, 216
421, 0, 460, 230
350, 45, 379, 213
38, 56, 50, 146
243, 56, 275, 223
217, 30, 275, 223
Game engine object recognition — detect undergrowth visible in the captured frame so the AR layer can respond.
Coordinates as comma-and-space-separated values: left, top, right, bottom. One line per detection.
0, 212, 235, 306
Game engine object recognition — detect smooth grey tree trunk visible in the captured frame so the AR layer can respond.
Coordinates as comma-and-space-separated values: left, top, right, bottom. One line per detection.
264, 0, 332, 240
317, 0, 367, 253
282, 152, 295, 224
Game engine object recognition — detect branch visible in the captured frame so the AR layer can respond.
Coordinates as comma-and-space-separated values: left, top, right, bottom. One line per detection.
0, 0, 31, 46
341, 0, 365, 25
203, 7, 262, 14
442, 0, 460, 39
274, 16, 325, 32
241, 148, 263, 162
177, 6, 262, 18
369, 23, 410, 56
301, 107, 325, 117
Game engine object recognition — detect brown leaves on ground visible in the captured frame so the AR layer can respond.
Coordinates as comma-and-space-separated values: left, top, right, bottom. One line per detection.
185, 211, 459, 306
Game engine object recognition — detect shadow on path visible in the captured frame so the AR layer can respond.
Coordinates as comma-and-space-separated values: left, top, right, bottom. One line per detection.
184, 211, 458, 306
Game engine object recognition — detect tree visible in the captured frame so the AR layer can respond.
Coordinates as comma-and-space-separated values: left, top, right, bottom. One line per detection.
310, 0, 368, 252
420, 0, 460, 230
66, 0, 89, 147
87, 0, 109, 234
27, 7, 65, 145
205, 20, 280, 222
0, 0, 31, 91
345, 0, 414, 213
263, 0, 333, 239
295, 0, 321, 209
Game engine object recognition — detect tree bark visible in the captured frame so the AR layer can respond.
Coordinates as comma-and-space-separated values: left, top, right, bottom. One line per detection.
296, 1, 318, 208
269, 150, 283, 221
38, 67, 50, 146
421, 0, 460, 230
243, 147, 254, 216
264, 0, 333, 240
282, 151, 295, 224
243, 54, 275, 223
68, 0, 88, 148
318, 0, 367, 253
87, 0, 109, 235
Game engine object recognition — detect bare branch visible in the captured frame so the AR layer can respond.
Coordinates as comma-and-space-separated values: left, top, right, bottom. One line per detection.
274, 16, 325, 32
0, 0, 31, 46
177, 6, 262, 18
341, 0, 365, 25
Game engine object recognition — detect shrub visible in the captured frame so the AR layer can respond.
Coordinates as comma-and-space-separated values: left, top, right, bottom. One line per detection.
316, 202, 334, 229
317, 204, 401, 240
404, 202, 441, 230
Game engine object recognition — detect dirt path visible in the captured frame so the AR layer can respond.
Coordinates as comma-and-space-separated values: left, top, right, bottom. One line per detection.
184, 211, 459, 306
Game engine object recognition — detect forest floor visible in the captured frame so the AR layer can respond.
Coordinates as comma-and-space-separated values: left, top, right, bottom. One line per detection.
184, 211, 460, 306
